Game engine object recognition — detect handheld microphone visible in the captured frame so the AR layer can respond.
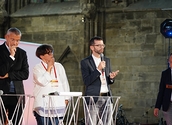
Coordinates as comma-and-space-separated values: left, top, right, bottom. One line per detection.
100, 53, 105, 73
48, 91, 59, 95
0, 90, 3, 95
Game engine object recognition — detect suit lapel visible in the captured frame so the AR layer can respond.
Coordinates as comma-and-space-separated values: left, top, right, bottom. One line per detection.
89, 56, 97, 70
104, 57, 108, 75
88, 55, 109, 73
1, 43, 10, 56
170, 68, 172, 85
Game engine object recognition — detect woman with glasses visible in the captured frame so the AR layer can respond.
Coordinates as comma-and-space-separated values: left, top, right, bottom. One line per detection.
33, 44, 70, 125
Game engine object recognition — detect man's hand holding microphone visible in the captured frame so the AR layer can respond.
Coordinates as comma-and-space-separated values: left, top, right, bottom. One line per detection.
99, 53, 119, 79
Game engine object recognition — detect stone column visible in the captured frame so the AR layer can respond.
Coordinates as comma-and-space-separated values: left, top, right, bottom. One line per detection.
0, 0, 8, 37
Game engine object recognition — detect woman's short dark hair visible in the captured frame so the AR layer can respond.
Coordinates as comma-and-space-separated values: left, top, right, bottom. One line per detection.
36, 44, 53, 59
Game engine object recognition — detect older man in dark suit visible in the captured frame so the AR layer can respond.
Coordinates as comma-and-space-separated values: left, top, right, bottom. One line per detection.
154, 53, 172, 125
0, 27, 29, 125
80, 36, 119, 125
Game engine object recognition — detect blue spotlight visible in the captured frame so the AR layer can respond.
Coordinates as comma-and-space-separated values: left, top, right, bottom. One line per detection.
161, 19, 172, 38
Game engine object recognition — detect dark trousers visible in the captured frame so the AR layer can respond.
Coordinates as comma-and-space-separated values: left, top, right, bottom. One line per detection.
3, 94, 24, 125
163, 103, 172, 125
85, 96, 113, 125
33, 111, 59, 125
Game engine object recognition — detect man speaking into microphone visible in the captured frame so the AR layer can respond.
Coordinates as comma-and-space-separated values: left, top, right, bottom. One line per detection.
80, 36, 119, 125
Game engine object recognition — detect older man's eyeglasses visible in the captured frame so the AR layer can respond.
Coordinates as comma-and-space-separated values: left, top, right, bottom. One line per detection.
93, 44, 105, 48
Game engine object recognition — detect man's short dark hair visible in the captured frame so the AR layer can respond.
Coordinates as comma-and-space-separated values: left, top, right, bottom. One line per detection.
89, 36, 103, 46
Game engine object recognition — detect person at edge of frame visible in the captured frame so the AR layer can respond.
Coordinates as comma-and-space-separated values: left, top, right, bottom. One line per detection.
154, 53, 172, 125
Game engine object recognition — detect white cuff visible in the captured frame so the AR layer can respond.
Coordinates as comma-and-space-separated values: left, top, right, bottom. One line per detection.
10, 55, 15, 60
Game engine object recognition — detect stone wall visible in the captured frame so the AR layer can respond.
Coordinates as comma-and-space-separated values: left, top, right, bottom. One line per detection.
0, 0, 171, 124
104, 9, 170, 123
0, 0, 8, 37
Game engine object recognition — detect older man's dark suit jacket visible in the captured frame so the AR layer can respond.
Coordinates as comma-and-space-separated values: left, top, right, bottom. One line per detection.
80, 55, 114, 102
155, 68, 172, 111
0, 42, 29, 103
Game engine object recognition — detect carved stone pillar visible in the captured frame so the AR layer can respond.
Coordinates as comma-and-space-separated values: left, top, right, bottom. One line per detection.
0, 0, 8, 37
80, 0, 97, 56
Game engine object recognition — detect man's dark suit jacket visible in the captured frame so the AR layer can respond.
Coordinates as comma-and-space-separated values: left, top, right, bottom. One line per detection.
80, 55, 114, 102
155, 68, 172, 111
0, 42, 29, 103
